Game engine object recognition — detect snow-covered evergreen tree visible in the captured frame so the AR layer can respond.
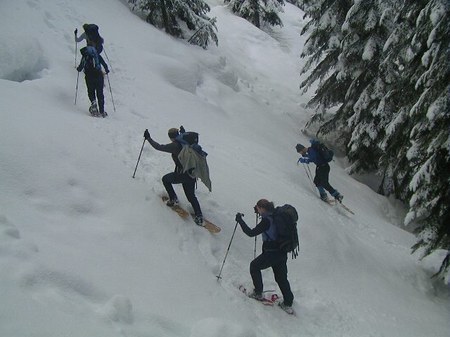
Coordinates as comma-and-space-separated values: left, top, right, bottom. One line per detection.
301, 0, 400, 171
224, 0, 285, 28
336, 0, 399, 172
298, 0, 352, 145
128, 0, 218, 48
377, 1, 425, 199
300, 0, 450, 278
285, 0, 301, 6
382, 0, 450, 278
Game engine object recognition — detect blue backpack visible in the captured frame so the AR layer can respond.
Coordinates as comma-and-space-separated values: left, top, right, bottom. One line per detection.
80, 46, 101, 73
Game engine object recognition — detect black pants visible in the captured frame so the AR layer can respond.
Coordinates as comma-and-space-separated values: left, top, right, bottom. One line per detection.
162, 172, 202, 216
250, 250, 294, 306
314, 164, 337, 195
85, 74, 105, 113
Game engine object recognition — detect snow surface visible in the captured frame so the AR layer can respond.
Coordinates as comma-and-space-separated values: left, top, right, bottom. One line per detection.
0, 1, 449, 337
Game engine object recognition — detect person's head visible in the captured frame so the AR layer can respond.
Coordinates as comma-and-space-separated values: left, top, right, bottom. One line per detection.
254, 199, 275, 215
83, 24, 90, 32
295, 143, 307, 155
168, 128, 179, 140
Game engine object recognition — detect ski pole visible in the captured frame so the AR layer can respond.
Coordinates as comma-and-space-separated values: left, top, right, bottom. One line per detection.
306, 165, 318, 195
74, 71, 80, 105
132, 138, 146, 178
306, 164, 314, 180
301, 162, 316, 194
74, 41, 78, 68
106, 73, 116, 112
216, 221, 239, 280
103, 47, 113, 73
74, 28, 78, 68
253, 214, 258, 259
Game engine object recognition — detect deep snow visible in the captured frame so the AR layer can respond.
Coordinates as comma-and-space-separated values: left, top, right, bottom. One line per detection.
0, 0, 448, 337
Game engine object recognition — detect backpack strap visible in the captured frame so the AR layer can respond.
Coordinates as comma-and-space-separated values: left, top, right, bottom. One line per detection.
262, 213, 276, 242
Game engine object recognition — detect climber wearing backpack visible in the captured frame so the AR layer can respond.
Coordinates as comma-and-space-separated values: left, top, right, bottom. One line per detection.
76, 46, 109, 117
296, 140, 343, 203
235, 199, 294, 314
74, 24, 104, 53
143, 128, 203, 226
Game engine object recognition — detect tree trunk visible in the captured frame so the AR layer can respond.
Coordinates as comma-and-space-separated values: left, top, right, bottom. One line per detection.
159, 0, 172, 35
251, 0, 260, 28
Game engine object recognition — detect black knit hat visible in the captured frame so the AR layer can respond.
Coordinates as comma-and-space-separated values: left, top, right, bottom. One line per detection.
296, 144, 305, 152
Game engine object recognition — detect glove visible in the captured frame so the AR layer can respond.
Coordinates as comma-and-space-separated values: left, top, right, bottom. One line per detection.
74, 28, 78, 36
105, 68, 110, 74
144, 129, 151, 141
235, 213, 244, 224
76, 65, 83, 72
298, 157, 307, 164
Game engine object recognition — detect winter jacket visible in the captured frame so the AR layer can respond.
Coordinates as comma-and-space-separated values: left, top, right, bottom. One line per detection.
238, 213, 279, 251
298, 140, 328, 166
147, 139, 184, 174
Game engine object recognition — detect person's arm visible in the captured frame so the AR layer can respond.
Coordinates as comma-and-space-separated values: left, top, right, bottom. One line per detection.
75, 31, 87, 43
236, 215, 270, 237
298, 156, 310, 164
144, 130, 178, 154
149, 139, 179, 154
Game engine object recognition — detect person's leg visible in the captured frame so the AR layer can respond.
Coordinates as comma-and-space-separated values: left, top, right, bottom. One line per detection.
314, 166, 329, 199
316, 164, 342, 200
181, 175, 202, 216
162, 172, 180, 201
250, 253, 272, 294
85, 76, 98, 114
272, 253, 294, 306
85, 76, 96, 103
319, 164, 337, 195
95, 75, 105, 114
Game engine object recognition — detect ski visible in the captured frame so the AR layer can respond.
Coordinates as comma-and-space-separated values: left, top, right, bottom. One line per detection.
321, 198, 355, 215
322, 198, 336, 205
337, 202, 355, 215
161, 196, 221, 233
161, 195, 190, 219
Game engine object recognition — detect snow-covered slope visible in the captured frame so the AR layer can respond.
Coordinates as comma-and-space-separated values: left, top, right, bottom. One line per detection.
0, 0, 448, 336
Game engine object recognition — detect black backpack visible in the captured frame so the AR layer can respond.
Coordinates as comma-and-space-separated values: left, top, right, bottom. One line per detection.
176, 126, 207, 156
312, 141, 334, 163
84, 24, 104, 53
178, 131, 199, 146
272, 204, 299, 258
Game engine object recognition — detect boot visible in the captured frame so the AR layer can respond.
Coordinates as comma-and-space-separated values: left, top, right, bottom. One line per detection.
247, 291, 264, 301
89, 101, 98, 115
166, 199, 179, 207
278, 301, 294, 314
194, 215, 204, 226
